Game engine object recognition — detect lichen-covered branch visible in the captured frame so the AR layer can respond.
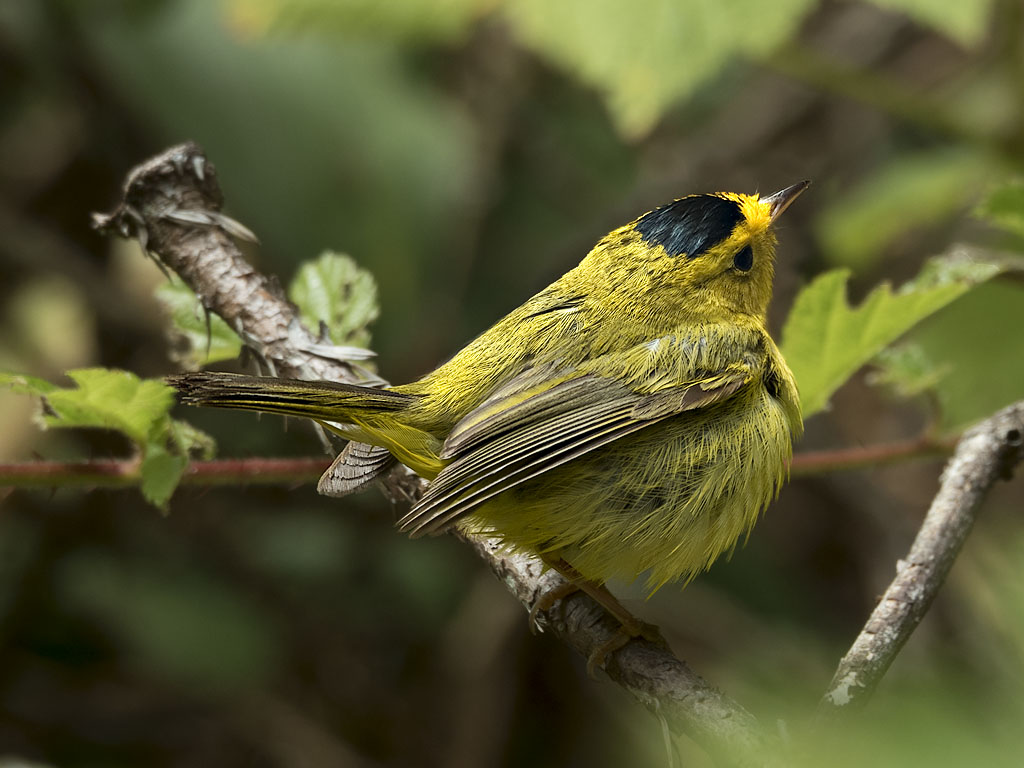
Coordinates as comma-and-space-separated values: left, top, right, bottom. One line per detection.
92, 143, 778, 767
91, 143, 368, 386
463, 535, 780, 768
818, 401, 1024, 718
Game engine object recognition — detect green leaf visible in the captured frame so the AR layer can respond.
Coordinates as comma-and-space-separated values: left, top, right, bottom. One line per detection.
504, 0, 815, 137
913, 280, 1024, 431
155, 277, 243, 367
170, 418, 217, 460
34, 369, 173, 444
975, 179, 1024, 239
2, 369, 167, 443
0, 368, 212, 510
225, 0, 483, 42
139, 444, 188, 508
780, 251, 1002, 418
816, 149, 995, 269
867, 343, 951, 399
0, 372, 58, 396
288, 251, 379, 350
867, 0, 993, 47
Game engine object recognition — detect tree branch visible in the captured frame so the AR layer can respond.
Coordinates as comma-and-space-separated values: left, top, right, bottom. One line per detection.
462, 534, 777, 768
92, 143, 778, 766
818, 400, 1024, 718
91, 144, 370, 386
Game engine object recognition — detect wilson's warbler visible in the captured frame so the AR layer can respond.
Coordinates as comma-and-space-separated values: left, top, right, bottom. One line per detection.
171, 182, 807, 627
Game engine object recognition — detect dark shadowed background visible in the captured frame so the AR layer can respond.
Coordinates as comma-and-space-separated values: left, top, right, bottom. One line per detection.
2, 1, 1024, 766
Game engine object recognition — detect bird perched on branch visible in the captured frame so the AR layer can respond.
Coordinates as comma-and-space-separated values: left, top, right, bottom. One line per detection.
170, 181, 807, 648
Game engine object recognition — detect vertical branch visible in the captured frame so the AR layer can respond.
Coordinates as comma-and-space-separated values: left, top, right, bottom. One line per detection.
818, 401, 1024, 717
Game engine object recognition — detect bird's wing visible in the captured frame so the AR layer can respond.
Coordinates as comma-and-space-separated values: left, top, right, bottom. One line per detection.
396, 355, 756, 536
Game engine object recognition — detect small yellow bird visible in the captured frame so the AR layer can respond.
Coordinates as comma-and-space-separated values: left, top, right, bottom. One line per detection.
171, 182, 807, 634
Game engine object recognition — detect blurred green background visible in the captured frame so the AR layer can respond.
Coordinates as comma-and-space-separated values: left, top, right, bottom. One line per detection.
2, 0, 1024, 766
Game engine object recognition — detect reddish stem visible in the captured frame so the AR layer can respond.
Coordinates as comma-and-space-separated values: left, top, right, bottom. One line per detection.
0, 457, 331, 489
0, 436, 956, 492
789, 436, 955, 476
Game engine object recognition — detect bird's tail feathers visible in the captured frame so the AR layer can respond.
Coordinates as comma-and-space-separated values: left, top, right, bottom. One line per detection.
167, 371, 416, 423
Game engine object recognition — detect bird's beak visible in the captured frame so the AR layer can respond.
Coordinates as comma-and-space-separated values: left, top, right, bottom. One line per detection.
762, 180, 811, 222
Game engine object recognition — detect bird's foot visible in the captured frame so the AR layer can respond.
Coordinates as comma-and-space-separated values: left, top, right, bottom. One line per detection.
529, 579, 580, 635
532, 557, 665, 676
585, 615, 663, 677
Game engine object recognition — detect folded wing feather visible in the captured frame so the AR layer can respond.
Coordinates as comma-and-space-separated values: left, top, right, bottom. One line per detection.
396, 361, 754, 537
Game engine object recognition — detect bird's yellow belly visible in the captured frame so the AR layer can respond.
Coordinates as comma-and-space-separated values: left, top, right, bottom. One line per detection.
463, 387, 794, 592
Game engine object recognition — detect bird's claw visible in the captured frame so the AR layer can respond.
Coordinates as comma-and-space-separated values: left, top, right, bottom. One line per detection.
586, 618, 664, 677
528, 580, 580, 634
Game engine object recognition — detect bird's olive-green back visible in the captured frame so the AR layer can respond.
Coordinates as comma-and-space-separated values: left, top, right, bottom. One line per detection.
399, 191, 791, 435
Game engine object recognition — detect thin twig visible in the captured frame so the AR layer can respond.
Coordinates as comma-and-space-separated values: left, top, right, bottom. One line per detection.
818, 401, 1024, 718
0, 436, 956, 491
789, 435, 956, 476
92, 143, 779, 767
0, 457, 331, 489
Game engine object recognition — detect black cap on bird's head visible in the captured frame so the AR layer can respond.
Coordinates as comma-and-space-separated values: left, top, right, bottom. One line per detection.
605, 181, 810, 321
635, 194, 746, 259
635, 181, 810, 260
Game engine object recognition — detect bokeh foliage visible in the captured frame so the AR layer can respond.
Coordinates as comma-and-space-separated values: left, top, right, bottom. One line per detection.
230, 0, 995, 135
1, 0, 1024, 766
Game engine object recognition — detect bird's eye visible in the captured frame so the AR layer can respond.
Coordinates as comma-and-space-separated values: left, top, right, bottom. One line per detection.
733, 245, 753, 272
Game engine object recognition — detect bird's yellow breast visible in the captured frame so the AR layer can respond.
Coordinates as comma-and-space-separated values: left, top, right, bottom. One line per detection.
460, 343, 800, 592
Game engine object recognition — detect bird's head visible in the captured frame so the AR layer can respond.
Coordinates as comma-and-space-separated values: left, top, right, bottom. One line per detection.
588, 181, 809, 326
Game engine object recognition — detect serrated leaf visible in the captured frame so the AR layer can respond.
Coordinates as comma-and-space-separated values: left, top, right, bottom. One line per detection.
35, 369, 173, 444
504, 0, 815, 137
0, 368, 211, 510
0, 372, 58, 396
975, 180, 1024, 239
867, 0, 993, 46
816, 149, 995, 268
2, 369, 165, 442
155, 277, 242, 367
288, 251, 379, 350
780, 251, 1002, 417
